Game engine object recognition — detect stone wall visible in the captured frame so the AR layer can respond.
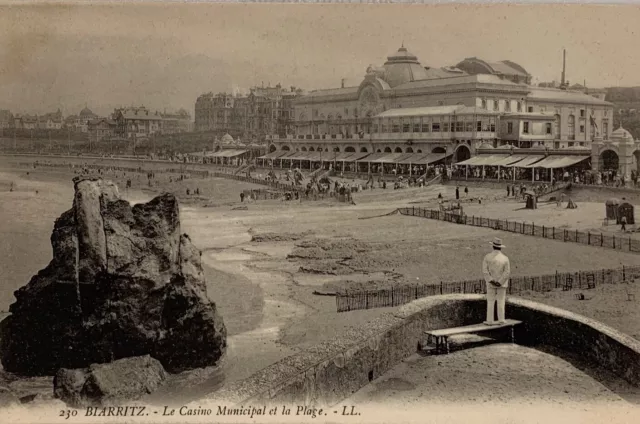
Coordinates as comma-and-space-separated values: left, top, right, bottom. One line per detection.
202, 294, 640, 408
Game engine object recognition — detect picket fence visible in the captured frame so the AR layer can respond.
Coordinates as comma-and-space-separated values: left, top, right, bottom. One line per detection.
397, 207, 640, 253
336, 264, 640, 312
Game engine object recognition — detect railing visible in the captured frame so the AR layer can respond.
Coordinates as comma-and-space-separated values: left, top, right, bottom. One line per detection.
396, 206, 640, 254
336, 265, 640, 312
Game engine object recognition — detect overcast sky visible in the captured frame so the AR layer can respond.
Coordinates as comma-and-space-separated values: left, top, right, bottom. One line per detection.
2, 3, 640, 117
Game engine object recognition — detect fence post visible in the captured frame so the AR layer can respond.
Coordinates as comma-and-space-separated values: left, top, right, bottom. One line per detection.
623, 265, 626, 282
613, 235, 616, 249
440, 281, 443, 295
553, 227, 555, 239
532, 223, 535, 236
575, 229, 578, 242
555, 270, 558, 288
588, 232, 591, 245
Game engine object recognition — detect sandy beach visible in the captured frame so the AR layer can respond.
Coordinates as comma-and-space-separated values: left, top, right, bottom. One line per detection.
2, 159, 640, 407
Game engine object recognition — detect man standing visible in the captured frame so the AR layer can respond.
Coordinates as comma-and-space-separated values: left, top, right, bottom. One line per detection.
455, 186, 460, 200
482, 238, 511, 325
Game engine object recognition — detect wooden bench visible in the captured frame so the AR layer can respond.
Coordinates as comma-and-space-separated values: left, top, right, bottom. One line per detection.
424, 319, 522, 354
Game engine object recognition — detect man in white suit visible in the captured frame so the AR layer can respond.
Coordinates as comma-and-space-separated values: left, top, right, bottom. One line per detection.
482, 237, 511, 325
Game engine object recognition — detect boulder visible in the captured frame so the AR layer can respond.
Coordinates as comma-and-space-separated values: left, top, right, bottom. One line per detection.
0, 178, 226, 376
54, 356, 167, 407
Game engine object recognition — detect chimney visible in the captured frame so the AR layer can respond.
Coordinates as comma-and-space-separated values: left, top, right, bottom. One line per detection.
560, 49, 567, 89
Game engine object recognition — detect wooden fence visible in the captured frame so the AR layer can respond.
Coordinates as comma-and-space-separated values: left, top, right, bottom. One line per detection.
336, 264, 640, 312
397, 206, 640, 253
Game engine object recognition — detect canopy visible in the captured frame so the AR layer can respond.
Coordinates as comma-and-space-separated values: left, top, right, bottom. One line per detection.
397, 153, 430, 164
521, 155, 589, 169
490, 155, 530, 167
349, 152, 373, 161
259, 150, 288, 159
371, 153, 405, 163
358, 152, 388, 162
456, 155, 508, 166
504, 155, 545, 167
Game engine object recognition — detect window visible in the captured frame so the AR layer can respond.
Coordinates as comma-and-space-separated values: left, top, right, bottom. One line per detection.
456, 121, 464, 132
450, 122, 456, 132
413, 122, 421, 133
392, 121, 400, 133
381, 121, 387, 133
493, 100, 499, 111
568, 142, 575, 147
507, 122, 513, 133
423, 118, 431, 132
580, 125, 585, 133
490, 118, 496, 132
568, 115, 575, 139
554, 142, 560, 149
481, 99, 487, 109
527, 106, 534, 113
579, 142, 585, 147
403, 122, 410, 133
373, 123, 379, 133
580, 109, 585, 118
432, 123, 440, 132
465, 121, 474, 132
505, 101, 511, 112
517, 102, 522, 112
523, 122, 530, 134
477, 121, 482, 132
546, 123, 552, 134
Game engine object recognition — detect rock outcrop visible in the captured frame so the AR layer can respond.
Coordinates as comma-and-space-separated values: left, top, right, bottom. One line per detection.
0, 177, 226, 376
54, 355, 167, 407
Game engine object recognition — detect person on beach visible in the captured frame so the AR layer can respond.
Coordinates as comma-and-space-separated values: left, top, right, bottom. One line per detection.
464, 186, 469, 197
455, 186, 460, 200
482, 237, 511, 325
621, 215, 627, 232
240, 192, 245, 202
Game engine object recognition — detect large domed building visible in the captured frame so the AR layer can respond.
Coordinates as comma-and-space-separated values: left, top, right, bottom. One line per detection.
263, 45, 619, 176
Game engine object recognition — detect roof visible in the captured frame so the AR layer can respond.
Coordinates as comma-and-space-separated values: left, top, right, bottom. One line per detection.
423, 67, 468, 80
394, 73, 527, 91
611, 127, 633, 140
527, 87, 613, 106
301, 86, 359, 100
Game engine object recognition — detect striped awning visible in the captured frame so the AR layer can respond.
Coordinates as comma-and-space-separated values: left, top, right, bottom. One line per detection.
505, 155, 545, 168
522, 155, 590, 169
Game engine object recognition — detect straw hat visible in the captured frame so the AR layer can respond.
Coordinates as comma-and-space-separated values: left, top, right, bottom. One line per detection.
490, 237, 505, 249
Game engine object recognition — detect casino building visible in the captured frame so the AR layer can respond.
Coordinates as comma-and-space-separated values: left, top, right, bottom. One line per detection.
261, 46, 636, 178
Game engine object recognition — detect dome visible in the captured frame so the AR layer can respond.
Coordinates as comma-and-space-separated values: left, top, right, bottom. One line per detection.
381, 46, 429, 88
611, 126, 633, 142
79, 107, 94, 118
221, 133, 234, 144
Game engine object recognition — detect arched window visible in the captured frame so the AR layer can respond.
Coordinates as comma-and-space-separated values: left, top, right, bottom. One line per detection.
282, 145, 290, 151
301, 147, 307, 151
360, 147, 368, 153
384, 147, 392, 153
568, 115, 575, 138
345, 146, 356, 152
406, 147, 414, 153
309, 147, 315, 151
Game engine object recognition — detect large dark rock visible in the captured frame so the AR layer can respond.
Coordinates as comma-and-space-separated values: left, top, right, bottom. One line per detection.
54, 355, 167, 407
0, 178, 226, 376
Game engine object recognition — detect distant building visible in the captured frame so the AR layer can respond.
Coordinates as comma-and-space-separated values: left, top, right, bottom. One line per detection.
194, 84, 303, 142
88, 118, 117, 143
14, 115, 38, 130
161, 109, 193, 134
0, 110, 13, 129
65, 107, 98, 133
112, 106, 163, 139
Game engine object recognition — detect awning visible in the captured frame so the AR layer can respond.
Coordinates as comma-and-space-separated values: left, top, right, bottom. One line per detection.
504, 155, 545, 168
350, 152, 373, 161
259, 151, 288, 159
358, 152, 387, 162
397, 153, 429, 164
372, 153, 405, 163
523, 155, 590, 169
421, 153, 448, 165
216, 149, 248, 158
490, 155, 530, 167
456, 155, 509, 166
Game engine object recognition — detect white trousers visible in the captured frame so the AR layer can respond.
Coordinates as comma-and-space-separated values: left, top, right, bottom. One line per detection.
486, 287, 507, 322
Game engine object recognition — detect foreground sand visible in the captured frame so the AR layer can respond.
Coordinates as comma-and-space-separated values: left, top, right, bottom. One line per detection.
3, 162, 640, 408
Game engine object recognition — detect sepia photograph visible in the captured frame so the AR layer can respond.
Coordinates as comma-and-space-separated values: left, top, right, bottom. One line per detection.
1, 1, 640, 423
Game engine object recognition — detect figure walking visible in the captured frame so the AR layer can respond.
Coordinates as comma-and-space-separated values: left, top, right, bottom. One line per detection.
482, 238, 511, 325
621, 215, 627, 232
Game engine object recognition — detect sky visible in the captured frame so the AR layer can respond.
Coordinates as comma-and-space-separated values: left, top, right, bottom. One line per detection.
2, 3, 640, 117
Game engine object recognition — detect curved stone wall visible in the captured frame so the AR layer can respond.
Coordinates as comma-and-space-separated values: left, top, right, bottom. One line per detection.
201, 294, 640, 407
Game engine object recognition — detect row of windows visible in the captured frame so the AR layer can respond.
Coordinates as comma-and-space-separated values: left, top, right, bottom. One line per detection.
373, 119, 497, 134
481, 99, 524, 112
